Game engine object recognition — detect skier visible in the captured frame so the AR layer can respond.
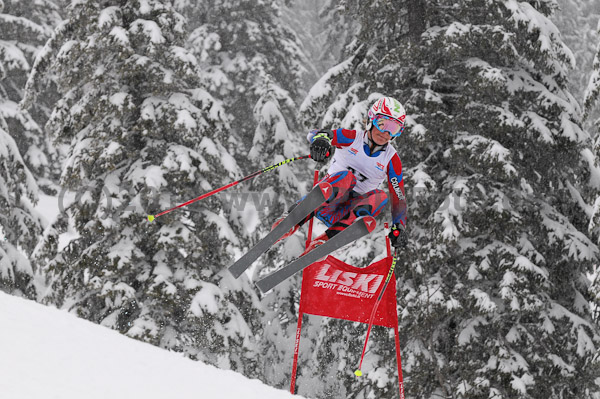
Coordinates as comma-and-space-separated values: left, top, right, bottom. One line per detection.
273, 96, 409, 253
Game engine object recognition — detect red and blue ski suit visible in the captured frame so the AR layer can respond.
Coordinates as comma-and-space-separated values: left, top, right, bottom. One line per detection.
306, 128, 407, 238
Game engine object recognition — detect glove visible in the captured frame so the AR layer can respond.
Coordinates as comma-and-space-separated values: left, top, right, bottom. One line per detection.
310, 131, 332, 162
388, 223, 408, 248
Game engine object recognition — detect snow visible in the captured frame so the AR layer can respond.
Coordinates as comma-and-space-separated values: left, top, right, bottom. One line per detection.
109, 92, 129, 107
560, 113, 589, 144
0, 35, 30, 70
466, 57, 506, 83
299, 57, 354, 114
33, 191, 61, 226
190, 281, 223, 315
582, 148, 600, 189
130, 19, 165, 44
0, 13, 48, 37
107, 236, 137, 268
505, 0, 575, 69
540, 204, 599, 261
470, 288, 497, 313
0, 130, 38, 201
138, 0, 155, 15
512, 255, 548, 280
98, 6, 120, 28
162, 144, 200, 178
110, 25, 130, 45
171, 45, 198, 66
0, 291, 305, 399
577, 326, 596, 356
0, 245, 33, 278
510, 373, 534, 395
458, 316, 485, 345
142, 164, 168, 188
434, 193, 461, 241
56, 39, 78, 61
201, 209, 240, 245
457, 133, 517, 176
340, 96, 370, 129
585, 42, 600, 111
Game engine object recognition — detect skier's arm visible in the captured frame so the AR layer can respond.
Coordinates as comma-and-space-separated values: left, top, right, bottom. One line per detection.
386, 154, 407, 227
307, 129, 356, 148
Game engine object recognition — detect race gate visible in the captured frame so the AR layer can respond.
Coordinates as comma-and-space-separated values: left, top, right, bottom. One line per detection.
289, 244, 404, 398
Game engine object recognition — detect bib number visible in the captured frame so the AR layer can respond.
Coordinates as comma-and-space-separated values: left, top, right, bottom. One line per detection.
347, 167, 368, 182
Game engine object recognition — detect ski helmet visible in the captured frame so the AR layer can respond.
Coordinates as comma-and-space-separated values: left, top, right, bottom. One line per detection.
367, 97, 406, 137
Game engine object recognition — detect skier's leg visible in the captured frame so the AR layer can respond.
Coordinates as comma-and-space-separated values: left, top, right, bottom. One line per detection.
310, 170, 357, 226
271, 171, 357, 240
322, 189, 388, 238
278, 170, 357, 227
301, 189, 388, 255
320, 170, 357, 203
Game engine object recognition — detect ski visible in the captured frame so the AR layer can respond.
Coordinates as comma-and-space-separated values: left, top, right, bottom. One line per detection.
255, 215, 377, 293
228, 182, 333, 279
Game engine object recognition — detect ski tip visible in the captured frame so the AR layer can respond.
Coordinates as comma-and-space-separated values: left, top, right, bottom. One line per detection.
228, 265, 243, 279
147, 215, 155, 222
317, 182, 333, 200
362, 215, 377, 233
255, 279, 271, 294
354, 369, 363, 377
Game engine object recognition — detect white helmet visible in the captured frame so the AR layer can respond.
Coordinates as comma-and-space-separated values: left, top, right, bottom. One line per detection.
367, 97, 406, 137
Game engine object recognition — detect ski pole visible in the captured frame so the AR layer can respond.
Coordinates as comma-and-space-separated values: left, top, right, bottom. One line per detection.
147, 155, 311, 222
355, 248, 400, 377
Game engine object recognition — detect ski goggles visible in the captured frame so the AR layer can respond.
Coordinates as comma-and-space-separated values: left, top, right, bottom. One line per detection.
372, 115, 404, 137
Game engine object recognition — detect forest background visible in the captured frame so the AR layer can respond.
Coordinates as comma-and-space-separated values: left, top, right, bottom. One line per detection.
2, 0, 600, 398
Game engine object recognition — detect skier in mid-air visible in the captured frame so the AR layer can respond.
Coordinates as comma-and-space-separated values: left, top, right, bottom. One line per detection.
151, 96, 409, 286
273, 96, 409, 253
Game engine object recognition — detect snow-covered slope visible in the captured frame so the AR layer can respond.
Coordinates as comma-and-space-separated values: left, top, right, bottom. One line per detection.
0, 291, 304, 399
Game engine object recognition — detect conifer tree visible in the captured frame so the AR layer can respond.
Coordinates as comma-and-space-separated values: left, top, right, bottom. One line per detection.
1, 0, 62, 188
179, 0, 307, 163
552, 0, 600, 102
552, 0, 600, 135
26, 0, 262, 375
176, 1, 316, 386
585, 25, 600, 123
0, 0, 51, 297
587, 25, 600, 256
281, 0, 357, 87
248, 79, 311, 388
0, 114, 42, 298
300, 0, 600, 397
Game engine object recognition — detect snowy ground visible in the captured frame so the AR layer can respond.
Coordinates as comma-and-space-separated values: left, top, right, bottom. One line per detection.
0, 291, 305, 399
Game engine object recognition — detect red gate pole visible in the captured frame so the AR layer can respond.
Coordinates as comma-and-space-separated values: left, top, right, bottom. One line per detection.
290, 170, 320, 395
388, 222, 404, 398
394, 322, 405, 399
290, 311, 304, 394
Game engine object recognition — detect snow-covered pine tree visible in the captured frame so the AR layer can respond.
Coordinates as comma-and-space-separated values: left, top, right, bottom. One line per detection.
179, 0, 307, 164
301, 0, 600, 397
280, 0, 357, 88
552, 0, 600, 138
585, 21, 600, 123
587, 23, 600, 320
0, 110, 42, 298
176, 0, 319, 386
0, 0, 62, 189
0, 0, 52, 298
552, 0, 600, 106
25, 0, 262, 375
246, 77, 313, 388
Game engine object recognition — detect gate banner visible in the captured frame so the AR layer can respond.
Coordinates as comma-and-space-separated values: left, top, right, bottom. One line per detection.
299, 255, 397, 328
